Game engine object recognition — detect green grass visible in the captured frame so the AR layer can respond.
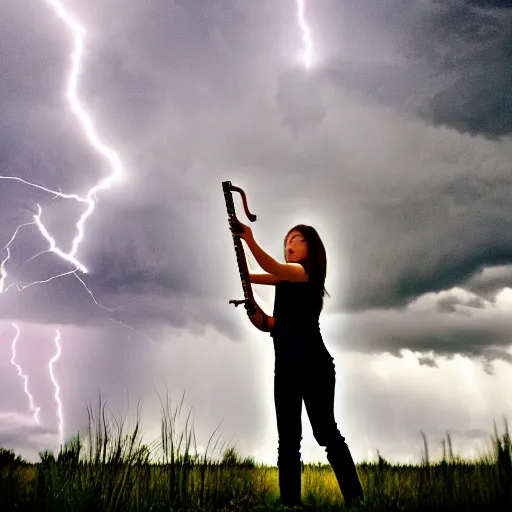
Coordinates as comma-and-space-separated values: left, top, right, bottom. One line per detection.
1, 391, 511, 511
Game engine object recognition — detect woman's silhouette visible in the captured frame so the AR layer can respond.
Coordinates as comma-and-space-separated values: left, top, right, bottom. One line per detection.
230, 219, 364, 509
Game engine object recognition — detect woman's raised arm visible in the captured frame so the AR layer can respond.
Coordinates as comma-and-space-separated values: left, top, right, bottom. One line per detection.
249, 272, 282, 285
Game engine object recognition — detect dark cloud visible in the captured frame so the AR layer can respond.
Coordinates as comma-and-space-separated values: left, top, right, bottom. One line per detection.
417, 53, 512, 138
466, 1, 512, 8
482, 345, 512, 365
436, 294, 486, 313
464, 266, 512, 300
417, 354, 438, 367
340, 171, 512, 311
324, 0, 512, 138
334, 305, 512, 371
412, 1, 512, 138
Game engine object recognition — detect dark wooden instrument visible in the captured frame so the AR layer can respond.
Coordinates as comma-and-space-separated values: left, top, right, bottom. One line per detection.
222, 181, 257, 316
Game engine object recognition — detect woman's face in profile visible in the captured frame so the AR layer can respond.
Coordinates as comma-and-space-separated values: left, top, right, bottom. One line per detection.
285, 230, 308, 263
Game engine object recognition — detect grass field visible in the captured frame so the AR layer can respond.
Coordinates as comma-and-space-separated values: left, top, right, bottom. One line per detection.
1, 393, 511, 511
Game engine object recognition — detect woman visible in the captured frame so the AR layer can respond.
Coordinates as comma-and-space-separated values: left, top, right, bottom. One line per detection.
230, 219, 364, 509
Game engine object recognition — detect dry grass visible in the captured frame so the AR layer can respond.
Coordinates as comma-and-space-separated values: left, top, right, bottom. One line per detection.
0, 393, 511, 511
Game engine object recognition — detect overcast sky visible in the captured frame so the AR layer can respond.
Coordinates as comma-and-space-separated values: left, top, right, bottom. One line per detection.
1, 0, 512, 466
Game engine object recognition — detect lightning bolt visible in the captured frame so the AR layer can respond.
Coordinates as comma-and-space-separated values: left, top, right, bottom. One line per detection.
109, 318, 156, 345
9, 323, 41, 424
1, 221, 36, 294
0, 0, 130, 449
296, 0, 313, 70
49, 329, 64, 447
1, 0, 123, 280
0, 249, 11, 295
43, 0, 123, 260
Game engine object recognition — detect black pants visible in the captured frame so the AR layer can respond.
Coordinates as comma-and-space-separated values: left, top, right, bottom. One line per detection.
274, 355, 364, 507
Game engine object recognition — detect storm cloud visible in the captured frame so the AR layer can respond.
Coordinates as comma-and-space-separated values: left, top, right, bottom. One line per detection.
324, 0, 512, 138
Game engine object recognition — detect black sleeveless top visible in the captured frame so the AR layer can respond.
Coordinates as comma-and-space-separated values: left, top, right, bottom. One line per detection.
271, 280, 333, 363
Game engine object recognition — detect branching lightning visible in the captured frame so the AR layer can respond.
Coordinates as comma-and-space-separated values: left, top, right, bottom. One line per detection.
296, 0, 313, 70
10, 323, 41, 425
108, 317, 155, 344
0, 0, 123, 281
0, 0, 128, 448
1, 222, 36, 293
44, 0, 123, 261
1, 249, 11, 295
49, 329, 64, 447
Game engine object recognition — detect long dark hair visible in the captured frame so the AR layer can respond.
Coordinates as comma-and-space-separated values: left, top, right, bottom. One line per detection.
283, 224, 330, 308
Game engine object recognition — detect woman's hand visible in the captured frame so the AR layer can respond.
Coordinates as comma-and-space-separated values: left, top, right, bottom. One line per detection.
229, 218, 253, 242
